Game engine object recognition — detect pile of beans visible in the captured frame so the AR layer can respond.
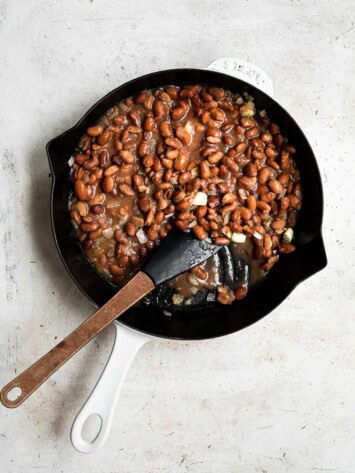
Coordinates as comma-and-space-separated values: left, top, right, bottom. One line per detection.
69, 85, 302, 305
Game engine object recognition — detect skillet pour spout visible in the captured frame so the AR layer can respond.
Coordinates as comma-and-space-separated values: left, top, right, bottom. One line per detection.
47, 67, 327, 341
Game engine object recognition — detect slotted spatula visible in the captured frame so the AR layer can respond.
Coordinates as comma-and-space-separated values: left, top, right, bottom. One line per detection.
1, 230, 220, 408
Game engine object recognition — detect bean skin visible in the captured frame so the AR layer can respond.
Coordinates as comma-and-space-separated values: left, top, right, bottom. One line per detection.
92, 204, 105, 215
214, 237, 230, 245
234, 287, 247, 300
246, 195, 256, 212
120, 150, 135, 164
244, 163, 257, 177
102, 176, 114, 192
279, 243, 296, 254
104, 165, 120, 176
271, 219, 286, 230
143, 116, 155, 131
97, 130, 111, 146
125, 222, 136, 236
171, 107, 186, 120
74, 180, 88, 200
119, 184, 134, 196
268, 179, 283, 194
193, 225, 207, 240
87, 125, 103, 137
160, 122, 172, 137
174, 148, 188, 171
83, 239, 93, 250
258, 167, 272, 184
153, 99, 165, 117
239, 206, 252, 220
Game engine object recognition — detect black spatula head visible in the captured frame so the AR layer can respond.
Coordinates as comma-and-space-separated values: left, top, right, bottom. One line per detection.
143, 230, 220, 286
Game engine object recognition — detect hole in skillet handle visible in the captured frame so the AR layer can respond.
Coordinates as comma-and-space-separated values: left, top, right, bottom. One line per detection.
81, 414, 103, 444
5, 386, 23, 402
0, 382, 27, 408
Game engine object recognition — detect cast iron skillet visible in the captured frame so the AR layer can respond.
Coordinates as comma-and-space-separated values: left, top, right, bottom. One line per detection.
47, 68, 327, 340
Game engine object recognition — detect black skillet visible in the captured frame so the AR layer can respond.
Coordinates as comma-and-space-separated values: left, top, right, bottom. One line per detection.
47, 67, 327, 341
0, 60, 327, 453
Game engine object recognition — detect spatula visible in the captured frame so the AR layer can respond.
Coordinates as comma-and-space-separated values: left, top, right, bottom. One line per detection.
0, 230, 220, 408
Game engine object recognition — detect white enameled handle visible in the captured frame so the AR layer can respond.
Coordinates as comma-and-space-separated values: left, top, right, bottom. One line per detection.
206, 57, 274, 98
70, 322, 152, 453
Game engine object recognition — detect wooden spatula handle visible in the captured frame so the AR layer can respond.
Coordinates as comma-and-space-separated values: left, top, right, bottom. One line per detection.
0, 272, 154, 408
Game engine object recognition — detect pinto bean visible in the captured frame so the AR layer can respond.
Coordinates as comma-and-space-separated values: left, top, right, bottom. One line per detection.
143, 116, 155, 131
234, 287, 247, 300
246, 195, 256, 212
175, 127, 191, 145
244, 163, 257, 177
193, 225, 207, 240
208, 151, 224, 164
279, 243, 296, 254
160, 122, 172, 137
268, 179, 283, 194
153, 99, 165, 117
215, 237, 230, 245
174, 148, 188, 171
87, 125, 104, 137
97, 130, 112, 146
74, 180, 88, 200
119, 184, 134, 196
171, 107, 186, 120
262, 256, 278, 272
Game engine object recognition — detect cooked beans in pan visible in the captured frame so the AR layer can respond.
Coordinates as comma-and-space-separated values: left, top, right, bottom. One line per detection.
69, 85, 302, 305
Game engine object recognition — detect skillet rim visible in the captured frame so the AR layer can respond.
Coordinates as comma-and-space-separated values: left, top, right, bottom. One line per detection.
47, 67, 327, 340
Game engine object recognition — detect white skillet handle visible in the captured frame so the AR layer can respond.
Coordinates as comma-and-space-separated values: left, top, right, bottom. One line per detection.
71, 322, 152, 453
206, 57, 274, 98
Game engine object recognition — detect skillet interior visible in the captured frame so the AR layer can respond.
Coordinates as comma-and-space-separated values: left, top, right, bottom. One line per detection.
47, 68, 327, 340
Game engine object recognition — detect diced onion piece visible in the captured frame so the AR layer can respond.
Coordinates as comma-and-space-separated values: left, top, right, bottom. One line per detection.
240, 101, 255, 117
253, 231, 263, 240
107, 248, 115, 258
231, 232, 246, 243
136, 229, 148, 244
222, 214, 231, 226
106, 201, 121, 208
283, 228, 294, 243
102, 268, 112, 279
68, 156, 75, 166
184, 120, 194, 134
243, 92, 254, 101
192, 192, 208, 206
102, 228, 114, 239
188, 219, 197, 228
222, 227, 232, 239
207, 293, 216, 302
163, 310, 172, 317
188, 275, 200, 287
172, 293, 184, 305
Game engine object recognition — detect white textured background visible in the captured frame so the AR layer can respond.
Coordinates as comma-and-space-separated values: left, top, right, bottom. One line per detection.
0, 1, 354, 472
